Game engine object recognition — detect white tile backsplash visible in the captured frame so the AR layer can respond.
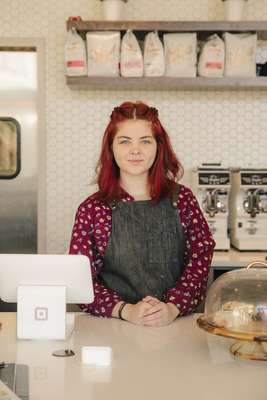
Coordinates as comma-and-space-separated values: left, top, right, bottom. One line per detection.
0, 0, 267, 253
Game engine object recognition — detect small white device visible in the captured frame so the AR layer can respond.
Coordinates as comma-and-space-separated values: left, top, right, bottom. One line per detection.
0, 254, 94, 340
82, 346, 112, 366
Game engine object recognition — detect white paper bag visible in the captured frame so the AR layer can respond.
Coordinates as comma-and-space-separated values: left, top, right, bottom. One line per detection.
198, 34, 225, 77
256, 40, 267, 64
144, 31, 165, 77
164, 33, 197, 77
224, 32, 257, 77
65, 28, 87, 76
120, 30, 143, 77
86, 31, 120, 76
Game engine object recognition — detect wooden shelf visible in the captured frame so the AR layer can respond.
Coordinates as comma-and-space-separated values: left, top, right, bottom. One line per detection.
66, 20, 267, 35
66, 20, 267, 42
66, 76, 267, 91
66, 20, 267, 91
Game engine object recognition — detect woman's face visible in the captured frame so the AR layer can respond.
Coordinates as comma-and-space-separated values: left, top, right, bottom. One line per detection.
112, 119, 157, 179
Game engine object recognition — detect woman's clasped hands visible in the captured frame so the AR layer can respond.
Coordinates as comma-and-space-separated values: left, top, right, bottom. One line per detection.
122, 296, 180, 327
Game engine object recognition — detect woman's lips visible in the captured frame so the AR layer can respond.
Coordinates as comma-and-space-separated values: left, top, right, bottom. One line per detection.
128, 160, 143, 164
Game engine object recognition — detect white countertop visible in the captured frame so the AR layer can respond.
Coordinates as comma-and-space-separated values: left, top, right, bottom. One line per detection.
212, 248, 267, 267
0, 313, 267, 400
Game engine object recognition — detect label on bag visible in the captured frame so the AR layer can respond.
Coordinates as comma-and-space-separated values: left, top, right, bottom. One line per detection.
67, 60, 85, 67
205, 62, 223, 70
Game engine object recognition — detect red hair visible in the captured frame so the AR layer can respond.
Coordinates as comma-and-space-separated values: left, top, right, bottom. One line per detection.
95, 101, 183, 203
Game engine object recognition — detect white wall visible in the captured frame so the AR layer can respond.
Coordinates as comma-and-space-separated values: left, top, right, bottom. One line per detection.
1, 0, 267, 253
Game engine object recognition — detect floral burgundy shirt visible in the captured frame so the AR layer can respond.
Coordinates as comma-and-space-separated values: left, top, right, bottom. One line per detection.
69, 184, 216, 318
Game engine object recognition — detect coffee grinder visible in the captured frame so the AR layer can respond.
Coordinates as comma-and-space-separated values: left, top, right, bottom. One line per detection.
229, 169, 267, 250
192, 165, 231, 250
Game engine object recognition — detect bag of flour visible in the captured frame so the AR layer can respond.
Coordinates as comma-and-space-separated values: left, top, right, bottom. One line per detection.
120, 30, 143, 77
65, 28, 87, 76
198, 34, 225, 77
144, 31, 165, 76
164, 33, 197, 77
86, 31, 120, 76
256, 40, 267, 75
256, 40, 267, 64
224, 32, 257, 77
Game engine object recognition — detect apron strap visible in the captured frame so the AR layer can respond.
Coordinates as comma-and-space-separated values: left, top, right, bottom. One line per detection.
171, 183, 181, 208
108, 199, 118, 210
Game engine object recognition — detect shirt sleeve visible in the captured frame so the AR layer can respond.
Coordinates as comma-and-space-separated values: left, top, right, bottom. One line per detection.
69, 204, 122, 317
164, 188, 216, 316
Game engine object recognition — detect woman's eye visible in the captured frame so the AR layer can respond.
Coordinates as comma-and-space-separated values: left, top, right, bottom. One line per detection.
141, 140, 152, 144
119, 140, 130, 144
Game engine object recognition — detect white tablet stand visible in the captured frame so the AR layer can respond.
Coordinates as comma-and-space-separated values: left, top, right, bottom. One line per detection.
17, 285, 74, 340
0, 254, 94, 341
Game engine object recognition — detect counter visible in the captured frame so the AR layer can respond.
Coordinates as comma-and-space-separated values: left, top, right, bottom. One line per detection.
212, 248, 267, 267
0, 313, 266, 400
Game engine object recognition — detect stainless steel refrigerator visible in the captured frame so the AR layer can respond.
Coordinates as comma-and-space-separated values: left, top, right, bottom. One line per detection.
0, 48, 38, 254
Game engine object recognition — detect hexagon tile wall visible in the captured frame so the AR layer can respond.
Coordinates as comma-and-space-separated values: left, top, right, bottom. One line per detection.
0, 0, 267, 253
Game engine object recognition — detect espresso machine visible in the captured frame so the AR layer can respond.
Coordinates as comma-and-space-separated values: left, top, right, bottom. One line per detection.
229, 169, 267, 250
192, 165, 231, 250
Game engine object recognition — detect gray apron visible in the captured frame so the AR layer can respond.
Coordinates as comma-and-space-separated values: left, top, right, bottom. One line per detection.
99, 196, 185, 304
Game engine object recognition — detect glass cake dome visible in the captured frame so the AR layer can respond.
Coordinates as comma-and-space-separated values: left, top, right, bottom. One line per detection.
197, 261, 267, 361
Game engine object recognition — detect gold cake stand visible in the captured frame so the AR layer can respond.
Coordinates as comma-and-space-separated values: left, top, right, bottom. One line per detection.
197, 261, 267, 361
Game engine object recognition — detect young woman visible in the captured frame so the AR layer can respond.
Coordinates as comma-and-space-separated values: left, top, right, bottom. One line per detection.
69, 101, 215, 327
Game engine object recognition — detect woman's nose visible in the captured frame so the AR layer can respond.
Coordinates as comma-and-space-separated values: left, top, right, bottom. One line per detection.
130, 145, 140, 154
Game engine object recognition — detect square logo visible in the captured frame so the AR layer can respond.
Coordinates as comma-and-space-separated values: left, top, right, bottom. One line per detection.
34, 307, 48, 321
